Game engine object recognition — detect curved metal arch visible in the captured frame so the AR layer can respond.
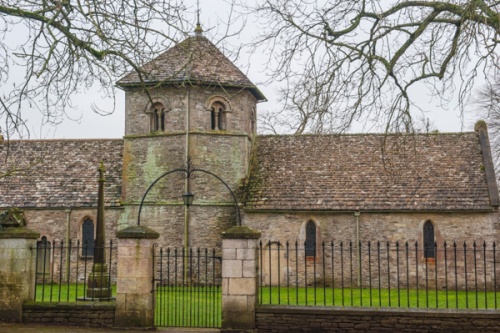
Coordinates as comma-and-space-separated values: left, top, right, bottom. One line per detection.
137, 168, 187, 226
136, 164, 241, 226
190, 168, 242, 226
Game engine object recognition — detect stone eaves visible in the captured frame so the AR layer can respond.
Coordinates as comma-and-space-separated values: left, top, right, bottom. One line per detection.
244, 132, 495, 212
116, 35, 266, 101
0, 139, 123, 208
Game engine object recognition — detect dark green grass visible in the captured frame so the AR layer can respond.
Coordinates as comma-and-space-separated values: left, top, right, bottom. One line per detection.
35, 283, 116, 302
259, 286, 500, 309
154, 286, 221, 328
36, 283, 499, 329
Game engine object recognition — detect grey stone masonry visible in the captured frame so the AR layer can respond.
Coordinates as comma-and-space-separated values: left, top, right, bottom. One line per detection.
256, 306, 500, 333
22, 302, 115, 328
221, 226, 261, 333
0, 221, 39, 322
115, 225, 159, 328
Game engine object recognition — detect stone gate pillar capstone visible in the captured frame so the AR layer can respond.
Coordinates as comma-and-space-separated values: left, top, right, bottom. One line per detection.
115, 225, 159, 328
221, 226, 261, 333
0, 208, 39, 322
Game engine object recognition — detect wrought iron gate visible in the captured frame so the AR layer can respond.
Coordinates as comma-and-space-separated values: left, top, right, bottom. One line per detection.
153, 245, 222, 328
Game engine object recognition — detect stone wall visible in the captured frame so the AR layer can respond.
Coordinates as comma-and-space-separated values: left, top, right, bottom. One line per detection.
256, 306, 500, 332
124, 86, 256, 136
120, 84, 255, 252
121, 204, 236, 249
246, 211, 500, 289
245, 211, 499, 246
22, 302, 115, 328
24, 208, 121, 245
121, 134, 251, 203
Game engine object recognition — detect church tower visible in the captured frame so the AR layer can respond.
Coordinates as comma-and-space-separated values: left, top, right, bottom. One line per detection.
116, 27, 266, 247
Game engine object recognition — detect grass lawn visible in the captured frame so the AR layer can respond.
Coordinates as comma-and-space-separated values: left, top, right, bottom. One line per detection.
35, 283, 116, 302
260, 286, 500, 309
154, 285, 221, 328
34, 283, 499, 328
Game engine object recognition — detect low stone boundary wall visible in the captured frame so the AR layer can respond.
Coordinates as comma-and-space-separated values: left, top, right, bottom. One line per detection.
256, 306, 500, 332
22, 302, 115, 328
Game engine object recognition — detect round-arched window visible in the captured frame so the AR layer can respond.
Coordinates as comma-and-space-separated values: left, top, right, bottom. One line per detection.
423, 220, 435, 258
305, 221, 316, 257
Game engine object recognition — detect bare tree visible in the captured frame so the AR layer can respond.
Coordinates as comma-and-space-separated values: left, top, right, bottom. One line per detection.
0, 0, 192, 139
0, 138, 43, 179
251, 0, 500, 134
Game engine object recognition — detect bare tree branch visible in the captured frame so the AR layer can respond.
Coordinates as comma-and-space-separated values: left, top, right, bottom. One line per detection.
0, 0, 191, 138
251, 0, 500, 133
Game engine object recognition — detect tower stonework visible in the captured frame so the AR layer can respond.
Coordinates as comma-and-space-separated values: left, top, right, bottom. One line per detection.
117, 34, 265, 248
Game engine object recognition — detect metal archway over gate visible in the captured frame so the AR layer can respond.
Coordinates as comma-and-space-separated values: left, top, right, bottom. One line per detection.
136, 156, 241, 227
137, 156, 237, 328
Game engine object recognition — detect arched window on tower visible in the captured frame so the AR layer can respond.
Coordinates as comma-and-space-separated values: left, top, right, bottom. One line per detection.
210, 101, 226, 131
305, 221, 317, 257
423, 220, 435, 259
150, 102, 165, 132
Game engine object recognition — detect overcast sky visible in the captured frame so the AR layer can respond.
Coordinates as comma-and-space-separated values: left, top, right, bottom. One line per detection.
11, 0, 479, 140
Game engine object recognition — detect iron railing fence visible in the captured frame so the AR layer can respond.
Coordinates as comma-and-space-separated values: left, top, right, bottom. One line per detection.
153, 245, 222, 328
34, 239, 117, 302
259, 240, 500, 309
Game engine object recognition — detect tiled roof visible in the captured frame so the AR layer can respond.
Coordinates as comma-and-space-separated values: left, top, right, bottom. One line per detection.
244, 133, 495, 211
0, 139, 123, 208
117, 35, 266, 101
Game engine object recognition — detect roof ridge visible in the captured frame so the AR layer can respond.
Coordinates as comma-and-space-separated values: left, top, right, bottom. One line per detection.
256, 131, 476, 138
1, 138, 124, 143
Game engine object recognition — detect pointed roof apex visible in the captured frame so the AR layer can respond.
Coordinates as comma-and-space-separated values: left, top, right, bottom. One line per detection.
117, 36, 266, 101
194, 23, 203, 36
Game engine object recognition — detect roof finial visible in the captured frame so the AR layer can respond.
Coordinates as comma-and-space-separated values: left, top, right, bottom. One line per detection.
194, 0, 203, 36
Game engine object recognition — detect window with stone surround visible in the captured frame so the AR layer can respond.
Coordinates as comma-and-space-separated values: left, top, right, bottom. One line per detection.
150, 102, 166, 132
210, 101, 227, 131
305, 220, 316, 257
423, 220, 435, 259
81, 217, 95, 257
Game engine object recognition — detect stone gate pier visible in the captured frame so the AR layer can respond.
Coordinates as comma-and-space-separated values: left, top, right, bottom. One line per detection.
221, 226, 261, 333
0, 209, 39, 322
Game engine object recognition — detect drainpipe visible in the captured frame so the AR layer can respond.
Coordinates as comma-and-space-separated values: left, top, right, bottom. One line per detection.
184, 88, 191, 281
65, 208, 71, 283
354, 211, 361, 286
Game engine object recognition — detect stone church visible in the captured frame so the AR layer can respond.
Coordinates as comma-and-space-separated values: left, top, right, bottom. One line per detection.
0, 28, 498, 264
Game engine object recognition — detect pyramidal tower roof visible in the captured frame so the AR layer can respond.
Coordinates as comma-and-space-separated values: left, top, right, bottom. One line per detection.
117, 32, 266, 101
